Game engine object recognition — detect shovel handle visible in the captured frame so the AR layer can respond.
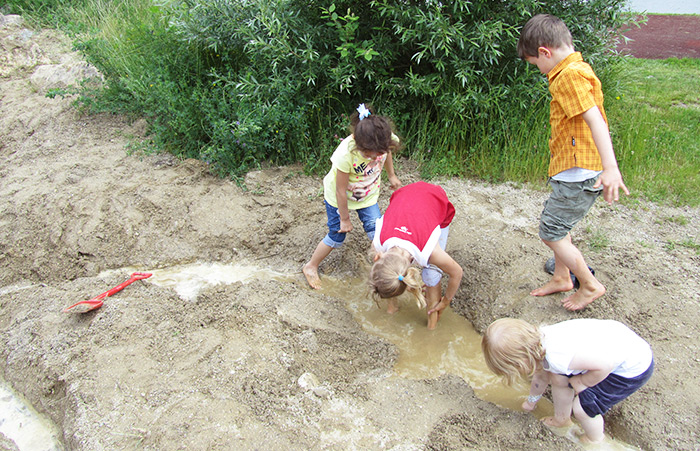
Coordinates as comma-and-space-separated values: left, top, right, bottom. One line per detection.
103, 272, 152, 298
63, 272, 152, 313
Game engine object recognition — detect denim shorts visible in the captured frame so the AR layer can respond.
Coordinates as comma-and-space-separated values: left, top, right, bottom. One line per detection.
577, 359, 654, 418
322, 200, 381, 249
539, 177, 602, 241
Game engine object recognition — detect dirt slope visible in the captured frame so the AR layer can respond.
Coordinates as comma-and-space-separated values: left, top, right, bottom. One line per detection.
1, 15, 699, 450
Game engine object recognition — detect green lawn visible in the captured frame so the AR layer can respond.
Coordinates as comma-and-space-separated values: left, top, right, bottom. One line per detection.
606, 57, 700, 206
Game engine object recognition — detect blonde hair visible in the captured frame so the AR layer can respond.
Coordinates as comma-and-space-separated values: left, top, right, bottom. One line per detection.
481, 318, 545, 385
369, 251, 426, 309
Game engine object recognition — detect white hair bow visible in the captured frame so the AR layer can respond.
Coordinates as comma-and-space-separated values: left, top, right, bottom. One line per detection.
356, 103, 371, 120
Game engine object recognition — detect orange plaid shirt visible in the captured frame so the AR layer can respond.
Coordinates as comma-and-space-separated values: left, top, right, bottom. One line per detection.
546, 52, 606, 177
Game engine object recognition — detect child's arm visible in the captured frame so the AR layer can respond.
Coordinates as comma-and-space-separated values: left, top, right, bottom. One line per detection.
425, 246, 463, 315
384, 152, 402, 190
335, 170, 353, 233
567, 351, 616, 394
582, 106, 630, 204
522, 369, 549, 411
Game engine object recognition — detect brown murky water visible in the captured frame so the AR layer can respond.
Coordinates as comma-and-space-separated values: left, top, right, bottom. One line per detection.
147, 265, 527, 408
320, 277, 543, 411
145, 263, 636, 450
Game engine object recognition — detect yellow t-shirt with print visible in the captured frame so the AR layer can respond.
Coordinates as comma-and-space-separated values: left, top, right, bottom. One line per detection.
323, 134, 398, 210
547, 52, 605, 177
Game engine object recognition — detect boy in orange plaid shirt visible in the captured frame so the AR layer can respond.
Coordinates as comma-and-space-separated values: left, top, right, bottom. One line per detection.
518, 14, 629, 311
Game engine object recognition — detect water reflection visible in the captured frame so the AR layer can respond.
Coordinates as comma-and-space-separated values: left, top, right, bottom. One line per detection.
0, 381, 63, 451
105, 263, 638, 450
320, 275, 637, 451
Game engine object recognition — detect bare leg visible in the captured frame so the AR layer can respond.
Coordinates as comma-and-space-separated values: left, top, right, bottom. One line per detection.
573, 396, 605, 443
303, 242, 333, 289
542, 373, 575, 428
547, 234, 605, 310
425, 284, 441, 330
386, 298, 399, 314
533, 234, 605, 310
531, 235, 575, 296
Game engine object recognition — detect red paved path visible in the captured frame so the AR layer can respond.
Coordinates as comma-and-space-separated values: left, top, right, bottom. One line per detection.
617, 14, 700, 59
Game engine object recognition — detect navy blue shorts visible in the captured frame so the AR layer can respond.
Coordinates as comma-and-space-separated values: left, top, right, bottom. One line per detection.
577, 358, 654, 418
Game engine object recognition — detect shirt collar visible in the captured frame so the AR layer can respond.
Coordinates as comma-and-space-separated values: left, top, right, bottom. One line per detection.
547, 51, 583, 82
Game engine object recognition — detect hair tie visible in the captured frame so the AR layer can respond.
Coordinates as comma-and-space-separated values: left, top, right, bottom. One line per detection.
398, 275, 404, 282
356, 103, 371, 120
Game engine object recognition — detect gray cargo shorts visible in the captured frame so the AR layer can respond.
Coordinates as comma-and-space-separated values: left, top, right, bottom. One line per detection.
539, 177, 602, 241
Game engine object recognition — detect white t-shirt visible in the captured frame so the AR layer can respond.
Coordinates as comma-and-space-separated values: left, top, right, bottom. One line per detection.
551, 167, 601, 182
541, 319, 652, 378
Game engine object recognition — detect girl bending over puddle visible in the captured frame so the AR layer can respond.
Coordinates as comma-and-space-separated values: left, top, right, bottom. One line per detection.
369, 182, 462, 330
482, 318, 653, 444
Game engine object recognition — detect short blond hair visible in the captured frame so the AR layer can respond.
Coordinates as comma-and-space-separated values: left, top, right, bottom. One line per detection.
369, 251, 426, 309
481, 318, 545, 385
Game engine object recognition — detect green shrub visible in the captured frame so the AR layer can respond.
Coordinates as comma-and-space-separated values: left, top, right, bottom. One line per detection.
11, 0, 639, 181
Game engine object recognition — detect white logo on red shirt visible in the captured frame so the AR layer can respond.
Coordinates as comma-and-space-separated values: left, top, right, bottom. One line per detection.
394, 226, 412, 235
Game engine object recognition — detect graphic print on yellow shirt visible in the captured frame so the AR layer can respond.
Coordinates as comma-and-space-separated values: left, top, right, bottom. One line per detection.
323, 134, 397, 210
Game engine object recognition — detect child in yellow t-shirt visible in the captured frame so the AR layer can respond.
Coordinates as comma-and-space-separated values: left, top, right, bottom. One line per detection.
303, 104, 401, 289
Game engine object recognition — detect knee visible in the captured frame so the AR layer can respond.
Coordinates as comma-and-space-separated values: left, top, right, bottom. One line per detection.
322, 234, 345, 249
549, 373, 571, 388
361, 219, 377, 238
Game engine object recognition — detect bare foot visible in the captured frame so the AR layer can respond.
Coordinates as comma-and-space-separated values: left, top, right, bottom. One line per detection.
530, 276, 574, 296
578, 434, 604, 445
386, 299, 399, 314
302, 264, 322, 290
541, 416, 573, 428
561, 283, 606, 311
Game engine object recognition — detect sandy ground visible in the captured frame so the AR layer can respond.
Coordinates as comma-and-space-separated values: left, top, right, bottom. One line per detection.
1, 15, 699, 451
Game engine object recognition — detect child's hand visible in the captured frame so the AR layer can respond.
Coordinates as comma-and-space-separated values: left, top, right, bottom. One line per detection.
388, 175, 402, 190
567, 375, 588, 394
594, 168, 630, 205
427, 296, 451, 315
339, 218, 353, 233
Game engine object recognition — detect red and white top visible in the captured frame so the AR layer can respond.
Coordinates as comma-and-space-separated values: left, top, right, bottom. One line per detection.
373, 182, 455, 267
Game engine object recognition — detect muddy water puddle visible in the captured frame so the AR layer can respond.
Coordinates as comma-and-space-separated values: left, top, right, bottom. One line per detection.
146, 263, 637, 450
0, 263, 636, 449
144, 262, 288, 301
147, 264, 534, 411
320, 277, 529, 405
0, 381, 63, 451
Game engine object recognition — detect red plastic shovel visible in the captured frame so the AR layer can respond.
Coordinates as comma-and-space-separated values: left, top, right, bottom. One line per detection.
63, 272, 152, 313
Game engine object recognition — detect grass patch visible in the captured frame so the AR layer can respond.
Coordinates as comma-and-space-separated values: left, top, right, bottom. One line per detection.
656, 215, 690, 226
636, 240, 654, 249
606, 58, 700, 207
585, 227, 611, 251
665, 239, 700, 254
